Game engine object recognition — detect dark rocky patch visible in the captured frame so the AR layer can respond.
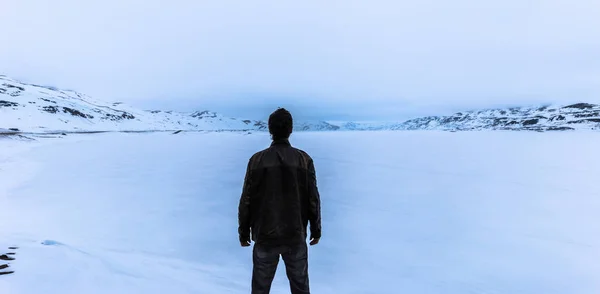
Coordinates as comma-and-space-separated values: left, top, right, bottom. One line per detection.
173, 130, 183, 134
522, 119, 539, 126
547, 126, 574, 131
254, 121, 268, 130
42, 106, 59, 113
101, 112, 135, 121
40, 98, 57, 104
0, 88, 6, 94
506, 120, 520, 125
242, 120, 251, 124
121, 112, 135, 119
30, 84, 58, 91
439, 116, 463, 124
439, 117, 452, 124
0, 249, 15, 275
573, 112, 600, 118
563, 103, 597, 110
491, 118, 508, 126
2, 83, 25, 91
568, 118, 600, 124
62, 107, 94, 119
522, 127, 544, 132
0, 100, 18, 107
191, 110, 217, 119
8, 128, 19, 132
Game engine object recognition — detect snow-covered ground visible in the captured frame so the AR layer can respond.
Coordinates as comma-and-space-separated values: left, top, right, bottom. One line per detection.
1, 131, 599, 293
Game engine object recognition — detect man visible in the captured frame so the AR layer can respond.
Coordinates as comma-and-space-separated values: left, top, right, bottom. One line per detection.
238, 108, 322, 294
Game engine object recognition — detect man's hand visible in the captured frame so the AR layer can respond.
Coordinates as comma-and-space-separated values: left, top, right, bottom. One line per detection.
309, 238, 320, 246
240, 240, 251, 247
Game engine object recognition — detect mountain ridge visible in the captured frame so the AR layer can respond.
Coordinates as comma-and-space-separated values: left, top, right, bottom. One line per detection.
1, 75, 339, 133
2, 75, 599, 133
388, 103, 600, 131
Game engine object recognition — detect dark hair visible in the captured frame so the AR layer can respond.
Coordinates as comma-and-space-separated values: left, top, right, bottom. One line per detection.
268, 108, 293, 140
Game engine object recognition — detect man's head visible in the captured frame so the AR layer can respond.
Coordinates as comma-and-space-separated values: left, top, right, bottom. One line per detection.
268, 108, 293, 140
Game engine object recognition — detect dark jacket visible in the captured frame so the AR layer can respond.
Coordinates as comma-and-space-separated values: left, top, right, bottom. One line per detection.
238, 138, 322, 245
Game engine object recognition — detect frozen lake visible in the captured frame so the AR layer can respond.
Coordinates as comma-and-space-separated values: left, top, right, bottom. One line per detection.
1, 131, 599, 293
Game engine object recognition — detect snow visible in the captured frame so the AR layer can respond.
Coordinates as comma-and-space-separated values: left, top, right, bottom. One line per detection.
6, 75, 599, 134
1, 75, 338, 133
0, 76, 262, 133
395, 104, 600, 131
1, 131, 600, 293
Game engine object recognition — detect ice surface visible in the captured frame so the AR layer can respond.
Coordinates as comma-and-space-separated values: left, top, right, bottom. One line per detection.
1, 131, 600, 293
40, 240, 63, 246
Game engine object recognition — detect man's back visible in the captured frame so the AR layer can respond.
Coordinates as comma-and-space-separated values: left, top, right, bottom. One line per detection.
238, 138, 322, 246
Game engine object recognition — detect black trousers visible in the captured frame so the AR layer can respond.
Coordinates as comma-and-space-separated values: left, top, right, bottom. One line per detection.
252, 242, 310, 294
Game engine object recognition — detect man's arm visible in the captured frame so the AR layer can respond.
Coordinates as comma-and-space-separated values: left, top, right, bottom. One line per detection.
238, 159, 253, 247
307, 159, 322, 244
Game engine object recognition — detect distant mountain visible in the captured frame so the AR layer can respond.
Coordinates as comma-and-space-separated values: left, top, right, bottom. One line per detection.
3, 75, 599, 133
327, 121, 402, 131
294, 121, 340, 131
0, 76, 269, 133
392, 104, 600, 131
0, 75, 350, 134
325, 104, 600, 132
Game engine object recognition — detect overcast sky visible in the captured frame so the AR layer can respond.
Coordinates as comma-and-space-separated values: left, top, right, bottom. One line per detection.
1, 0, 599, 121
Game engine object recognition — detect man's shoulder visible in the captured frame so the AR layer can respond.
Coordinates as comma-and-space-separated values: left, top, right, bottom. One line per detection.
290, 147, 314, 169
249, 148, 268, 162
293, 147, 313, 161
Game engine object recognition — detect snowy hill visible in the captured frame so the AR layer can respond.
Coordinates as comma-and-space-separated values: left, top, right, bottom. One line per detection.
392, 104, 600, 131
3, 75, 600, 133
328, 121, 402, 131
325, 104, 600, 132
0, 75, 346, 133
0, 75, 266, 133
294, 121, 340, 131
